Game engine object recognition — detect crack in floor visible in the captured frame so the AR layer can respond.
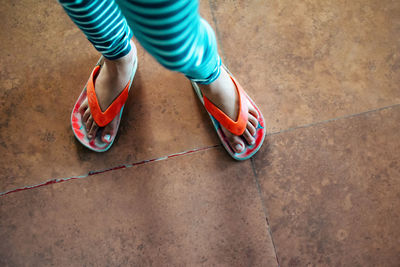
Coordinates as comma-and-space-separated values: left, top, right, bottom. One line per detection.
0, 144, 219, 197
1, 104, 398, 198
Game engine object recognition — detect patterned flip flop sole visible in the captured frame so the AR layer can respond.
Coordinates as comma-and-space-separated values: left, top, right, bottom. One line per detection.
71, 49, 138, 152
191, 65, 266, 160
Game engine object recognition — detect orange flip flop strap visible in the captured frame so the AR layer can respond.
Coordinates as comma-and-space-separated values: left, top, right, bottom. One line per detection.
203, 75, 248, 136
87, 65, 130, 127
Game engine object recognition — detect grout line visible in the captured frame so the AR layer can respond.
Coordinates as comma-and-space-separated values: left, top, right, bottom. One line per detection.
208, 3, 281, 262
251, 157, 281, 267
267, 103, 400, 136
206, 2, 397, 265
0, 145, 220, 197
246, 103, 399, 266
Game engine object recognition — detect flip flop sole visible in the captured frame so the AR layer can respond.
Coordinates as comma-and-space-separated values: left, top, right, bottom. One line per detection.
191, 70, 266, 160
71, 51, 138, 152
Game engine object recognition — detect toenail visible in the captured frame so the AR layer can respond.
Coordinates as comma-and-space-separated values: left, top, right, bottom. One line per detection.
235, 143, 243, 152
88, 134, 92, 139
250, 139, 256, 145
104, 134, 111, 142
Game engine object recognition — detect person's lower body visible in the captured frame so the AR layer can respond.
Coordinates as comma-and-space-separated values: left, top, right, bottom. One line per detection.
60, 0, 265, 158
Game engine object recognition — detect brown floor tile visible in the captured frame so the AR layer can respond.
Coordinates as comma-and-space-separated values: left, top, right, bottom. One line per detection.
0, 148, 277, 266
254, 106, 400, 266
0, 1, 220, 191
211, 0, 400, 132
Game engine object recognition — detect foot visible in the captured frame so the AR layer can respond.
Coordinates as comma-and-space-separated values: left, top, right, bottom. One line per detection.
78, 44, 135, 143
198, 67, 259, 154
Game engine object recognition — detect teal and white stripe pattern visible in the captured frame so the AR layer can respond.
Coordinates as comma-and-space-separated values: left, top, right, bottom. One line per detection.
59, 0, 133, 60
59, 0, 221, 84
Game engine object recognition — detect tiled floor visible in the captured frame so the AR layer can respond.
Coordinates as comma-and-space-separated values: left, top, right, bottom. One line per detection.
0, 0, 399, 266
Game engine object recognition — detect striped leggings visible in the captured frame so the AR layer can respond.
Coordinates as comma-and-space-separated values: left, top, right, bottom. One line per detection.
59, 0, 221, 84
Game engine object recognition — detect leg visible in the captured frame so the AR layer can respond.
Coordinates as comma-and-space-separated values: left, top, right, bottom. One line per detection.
59, 0, 136, 142
116, 0, 259, 153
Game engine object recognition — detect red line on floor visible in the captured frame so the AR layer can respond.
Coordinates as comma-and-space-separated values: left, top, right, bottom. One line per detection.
0, 145, 219, 197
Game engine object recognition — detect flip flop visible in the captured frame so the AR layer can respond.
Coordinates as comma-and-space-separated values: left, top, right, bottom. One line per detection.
191, 65, 266, 160
71, 45, 138, 152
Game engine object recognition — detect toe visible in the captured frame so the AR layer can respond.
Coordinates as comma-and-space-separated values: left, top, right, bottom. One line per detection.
101, 116, 118, 143
243, 128, 255, 146
247, 120, 256, 136
78, 99, 88, 115
247, 99, 259, 119
222, 127, 245, 153
83, 108, 91, 124
86, 115, 94, 132
101, 126, 114, 143
248, 114, 258, 129
231, 136, 245, 153
88, 122, 98, 140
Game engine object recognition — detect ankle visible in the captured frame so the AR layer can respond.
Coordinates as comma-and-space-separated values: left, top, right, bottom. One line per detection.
103, 49, 134, 73
199, 69, 235, 98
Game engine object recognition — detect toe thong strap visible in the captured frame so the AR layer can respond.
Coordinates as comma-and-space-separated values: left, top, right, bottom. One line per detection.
87, 65, 130, 127
203, 75, 248, 136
